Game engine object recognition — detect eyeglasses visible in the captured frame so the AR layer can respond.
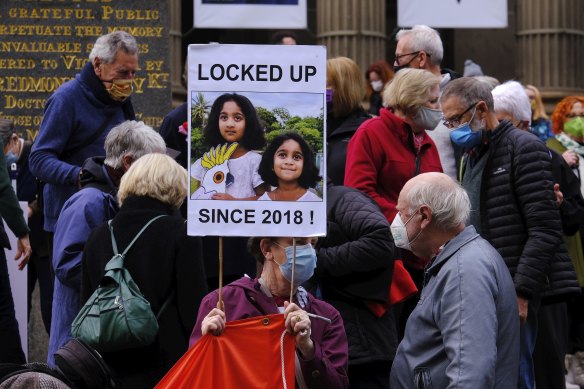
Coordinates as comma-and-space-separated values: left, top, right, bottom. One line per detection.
442, 102, 478, 128
394, 51, 421, 66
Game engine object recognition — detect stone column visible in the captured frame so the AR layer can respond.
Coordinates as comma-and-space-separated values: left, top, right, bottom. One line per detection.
517, 0, 584, 107
316, 0, 387, 72
169, 0, 186, 106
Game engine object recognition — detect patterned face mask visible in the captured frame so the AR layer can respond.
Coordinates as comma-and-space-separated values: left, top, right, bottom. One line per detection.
106, 79, 133, 102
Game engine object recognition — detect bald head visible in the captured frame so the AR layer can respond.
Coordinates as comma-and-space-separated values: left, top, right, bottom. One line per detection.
400, 172, 470, 231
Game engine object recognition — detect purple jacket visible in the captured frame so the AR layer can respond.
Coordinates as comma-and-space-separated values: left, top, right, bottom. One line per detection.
189, 277, 349, 388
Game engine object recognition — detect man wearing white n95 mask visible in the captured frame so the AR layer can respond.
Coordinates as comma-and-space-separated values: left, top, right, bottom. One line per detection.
390, 172, 519, 388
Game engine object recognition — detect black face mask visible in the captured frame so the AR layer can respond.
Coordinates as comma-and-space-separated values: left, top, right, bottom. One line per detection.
392, 54, 419, 74
393, 64, 409, 73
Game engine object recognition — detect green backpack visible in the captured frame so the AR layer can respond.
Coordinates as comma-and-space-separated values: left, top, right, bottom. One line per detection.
71, 215, 169, 353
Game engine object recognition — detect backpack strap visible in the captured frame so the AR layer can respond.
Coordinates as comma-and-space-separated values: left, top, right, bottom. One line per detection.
108, 214, 167, 257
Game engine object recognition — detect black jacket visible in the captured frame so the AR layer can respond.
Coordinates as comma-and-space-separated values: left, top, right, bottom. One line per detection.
315, 185, 397, 365
78, 156, 116, 194
326, 108, 371, 186
81, 196, 208, 388
539, 149, 582, 303
462, 120, 566, 299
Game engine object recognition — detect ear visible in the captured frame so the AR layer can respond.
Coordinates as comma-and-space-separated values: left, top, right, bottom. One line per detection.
260, 239, 273, 261
418, 51, 428, 68
122, 155, 133, 171
93, 58, 101, 74
476, 100, 489, 114
419, 205, 432, 229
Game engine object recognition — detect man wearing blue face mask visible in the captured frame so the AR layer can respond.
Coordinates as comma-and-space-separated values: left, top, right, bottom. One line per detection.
440, 77, 564, 389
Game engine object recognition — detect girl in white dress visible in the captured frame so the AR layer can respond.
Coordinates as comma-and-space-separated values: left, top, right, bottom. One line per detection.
191, 93, 269, 200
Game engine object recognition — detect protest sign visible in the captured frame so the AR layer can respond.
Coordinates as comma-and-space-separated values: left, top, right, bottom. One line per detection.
193, 0, 307, 29
187, 44, 326, 237
398, 0, 507, 28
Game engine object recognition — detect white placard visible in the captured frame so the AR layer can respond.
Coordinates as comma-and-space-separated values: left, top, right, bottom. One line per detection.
187, 44, 326, 238
398, 0, 508, 28
194, 0, 307, 29
5, 202, 29, 360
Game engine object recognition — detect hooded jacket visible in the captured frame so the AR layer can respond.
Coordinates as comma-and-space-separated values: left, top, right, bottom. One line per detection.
48, 157, 119, 366
190, 277, 349, 389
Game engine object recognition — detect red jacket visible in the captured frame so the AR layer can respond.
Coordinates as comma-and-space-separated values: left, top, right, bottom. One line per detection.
344, 108, 443, 223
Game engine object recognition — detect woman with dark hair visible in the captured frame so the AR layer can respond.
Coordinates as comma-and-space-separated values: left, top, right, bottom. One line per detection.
258, 132, 321, 201
190, 235, 349, 388
191, 93, 268, 200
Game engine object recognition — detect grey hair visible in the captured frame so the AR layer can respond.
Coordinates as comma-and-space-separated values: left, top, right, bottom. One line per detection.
406, 174, 470, 230
89, 31, 138, 63
104, 120, 166, 169
0, 118, 15, 145
440, 77, 495, 111
492, 80, 532, 124
473, 75, 500, 90
396, 25, 443, 66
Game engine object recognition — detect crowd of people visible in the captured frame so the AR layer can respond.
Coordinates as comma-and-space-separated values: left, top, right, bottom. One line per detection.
0, 24, 583, 389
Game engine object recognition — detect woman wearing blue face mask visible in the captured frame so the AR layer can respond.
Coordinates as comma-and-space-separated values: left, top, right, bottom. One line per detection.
189, 236, 350, 388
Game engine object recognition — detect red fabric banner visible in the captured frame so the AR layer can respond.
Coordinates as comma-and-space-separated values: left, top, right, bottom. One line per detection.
155, 314, 295, 388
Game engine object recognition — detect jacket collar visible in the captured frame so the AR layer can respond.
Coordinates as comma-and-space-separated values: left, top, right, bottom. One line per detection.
79, 61, 134, 110
489, 119, 515, 144
426, 225, 481, 278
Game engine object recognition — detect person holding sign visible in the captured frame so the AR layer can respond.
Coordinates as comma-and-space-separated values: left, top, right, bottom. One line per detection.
191, 93, 268, 200
258, 132, 321, 201
190, 236, 349, 388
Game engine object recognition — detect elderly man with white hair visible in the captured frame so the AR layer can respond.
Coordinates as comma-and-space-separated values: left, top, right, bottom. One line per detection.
390, 172, 519, 388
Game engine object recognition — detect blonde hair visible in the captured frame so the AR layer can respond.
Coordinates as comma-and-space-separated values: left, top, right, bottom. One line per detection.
524, 84, 548, 120
383, 68, 440, 117
117, 153, 187, 208
326, 57, 366, 119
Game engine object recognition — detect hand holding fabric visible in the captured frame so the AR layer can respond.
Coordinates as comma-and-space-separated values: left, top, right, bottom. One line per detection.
284, 301, 314, 359
201, 307, 226, 336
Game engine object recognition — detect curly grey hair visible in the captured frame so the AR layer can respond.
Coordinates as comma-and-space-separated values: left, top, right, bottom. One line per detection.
104, 120, 166, 169
89, 30, 138, 63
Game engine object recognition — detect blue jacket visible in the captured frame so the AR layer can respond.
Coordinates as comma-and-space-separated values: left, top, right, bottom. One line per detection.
29, 62, 134, 232
390, 226, 519, 388
47, 157, 118, 366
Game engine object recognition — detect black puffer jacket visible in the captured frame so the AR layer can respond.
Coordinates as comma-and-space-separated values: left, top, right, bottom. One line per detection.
315, 186, 397, 365
464, 120, 564, 299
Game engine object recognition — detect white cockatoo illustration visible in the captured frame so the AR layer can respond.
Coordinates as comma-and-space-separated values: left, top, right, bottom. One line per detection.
191, 143, 237, 199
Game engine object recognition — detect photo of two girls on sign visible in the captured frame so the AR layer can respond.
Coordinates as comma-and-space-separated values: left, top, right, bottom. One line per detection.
190, 92, 323, 202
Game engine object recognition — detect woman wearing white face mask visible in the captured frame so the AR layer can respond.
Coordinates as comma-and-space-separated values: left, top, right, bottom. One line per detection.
365, 60, 394, 116
345, 68, 443, 238
190, 236, 350, 389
